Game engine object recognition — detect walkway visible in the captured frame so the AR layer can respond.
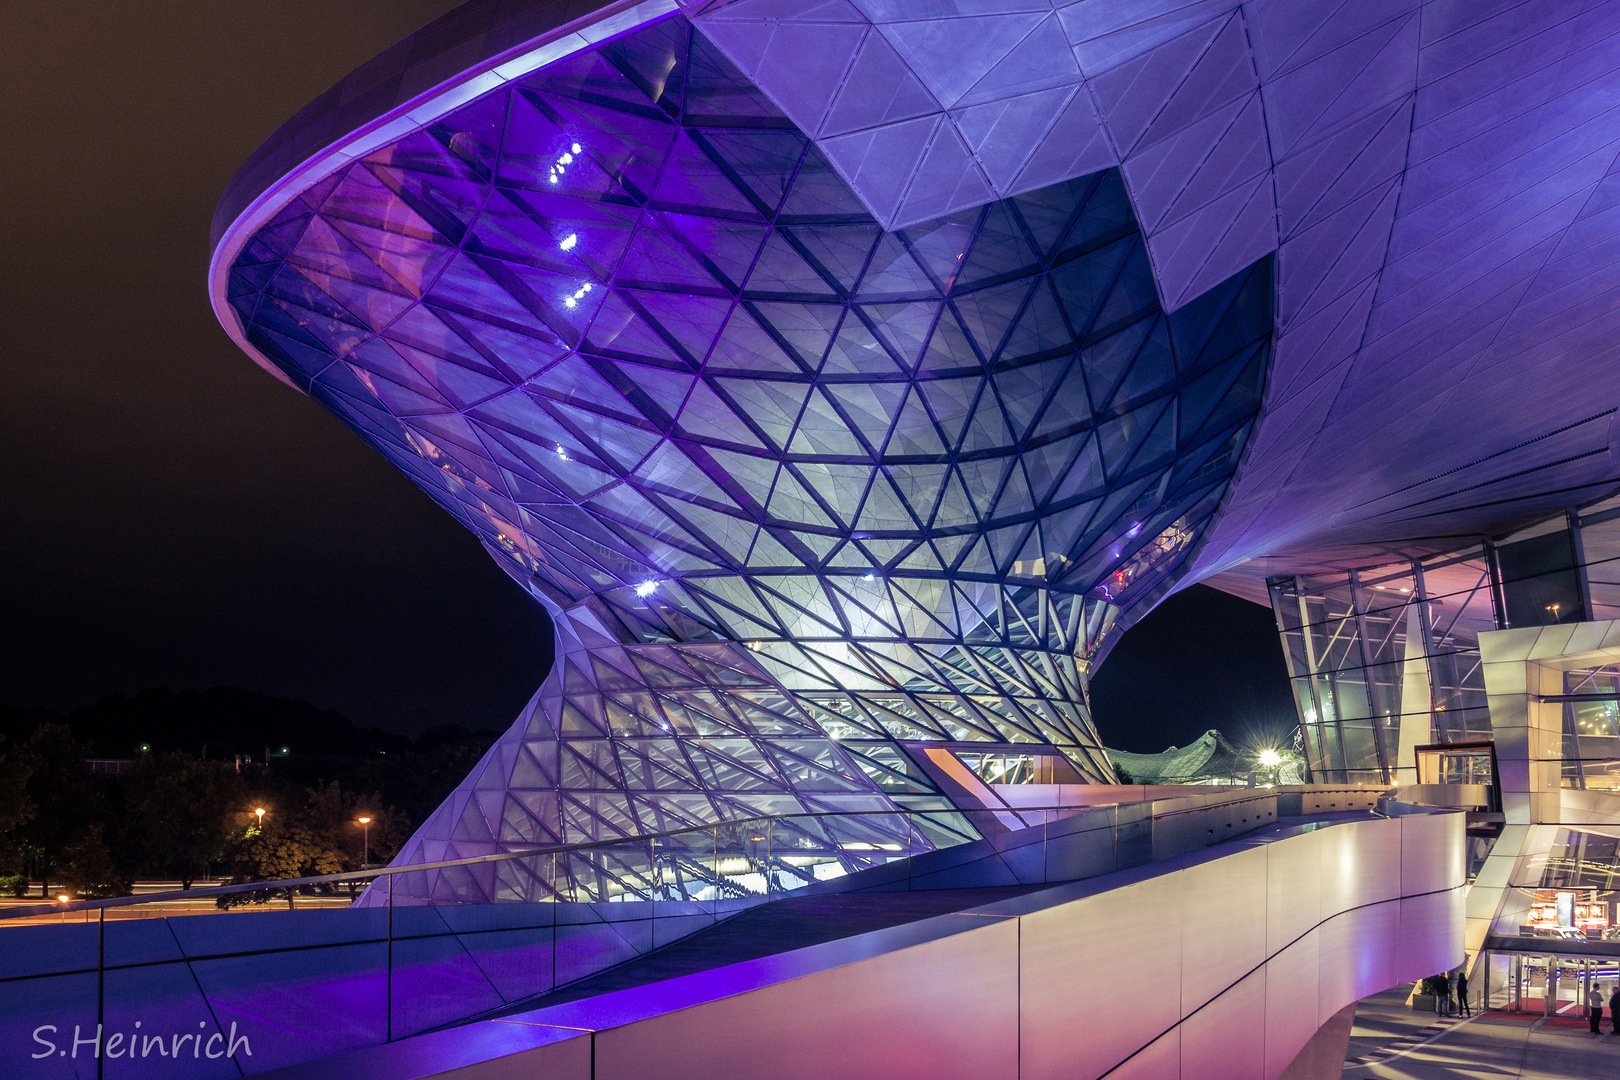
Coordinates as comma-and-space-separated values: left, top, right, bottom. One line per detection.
1344, 985, 1620, 1078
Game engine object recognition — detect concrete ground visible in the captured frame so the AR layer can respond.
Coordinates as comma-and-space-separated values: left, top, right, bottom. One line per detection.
1345, 983, 1620, 1078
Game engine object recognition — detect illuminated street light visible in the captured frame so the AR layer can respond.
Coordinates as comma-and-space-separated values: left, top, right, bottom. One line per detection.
357, 816, 372, 869
56, 894, 70, 904
254, 808, 266, 827
1258, 749, 1283, 768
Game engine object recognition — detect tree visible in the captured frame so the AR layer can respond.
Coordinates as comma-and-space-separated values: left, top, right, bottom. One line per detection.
58, 825, 131, 898
217, 815, 342, 910
216, 783, 406, 907
10, 725, 102, 896
0, 734, 34, 836
121, 752, 245, 888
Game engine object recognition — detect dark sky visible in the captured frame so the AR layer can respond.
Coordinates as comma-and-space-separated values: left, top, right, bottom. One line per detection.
1, 0, 1293, 746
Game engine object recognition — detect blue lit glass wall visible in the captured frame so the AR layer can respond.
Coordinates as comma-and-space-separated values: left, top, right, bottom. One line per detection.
224, 15, 1272, 898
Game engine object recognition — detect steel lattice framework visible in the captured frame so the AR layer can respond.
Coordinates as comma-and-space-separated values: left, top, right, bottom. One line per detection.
221, 15, 1271, 899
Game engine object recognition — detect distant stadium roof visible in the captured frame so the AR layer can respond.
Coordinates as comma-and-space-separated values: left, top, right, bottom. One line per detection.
1106, 730, 1241, 784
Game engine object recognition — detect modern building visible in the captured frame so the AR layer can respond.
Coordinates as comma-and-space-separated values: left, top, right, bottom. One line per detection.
188, 0, 1620, 1073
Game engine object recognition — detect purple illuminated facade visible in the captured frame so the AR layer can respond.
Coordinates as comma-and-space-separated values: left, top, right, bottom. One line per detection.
211, 0, 1620, 895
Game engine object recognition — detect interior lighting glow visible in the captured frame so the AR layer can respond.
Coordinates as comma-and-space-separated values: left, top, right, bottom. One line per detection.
634, 580, 659, 597
547, 144, 586, 185
861, 572, 877, 582
562, 282, 593, 309
559, 233, 578, 251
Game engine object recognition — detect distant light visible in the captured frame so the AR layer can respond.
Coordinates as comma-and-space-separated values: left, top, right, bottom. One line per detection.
1258, 749, 1282, 768
548, 174, 558, 184
138, 743, 150, 753
559, 233, 578, 251
555, 445, 569, 462
1399, 587, 1411, 593
635, 580, 659, 598
57, 894, 70, 904
357, 816, 372, 825
564, 297, 576, 308
861, 572, 877, 582
1125, 521, 1143, 538
571, 142, 581, 154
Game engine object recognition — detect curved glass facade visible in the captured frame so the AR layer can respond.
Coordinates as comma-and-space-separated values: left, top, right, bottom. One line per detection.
222, 14, 1272, 897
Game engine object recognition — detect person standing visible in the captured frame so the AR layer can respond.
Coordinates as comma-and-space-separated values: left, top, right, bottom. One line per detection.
1457, 968, 1472, 1016
1589, 982, 1604, 1033
1610, 985, 1620, 1034
1438, 973, 1453, 1017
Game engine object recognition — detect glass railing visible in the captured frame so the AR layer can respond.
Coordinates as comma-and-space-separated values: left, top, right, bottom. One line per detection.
0, 789, 1363, 1077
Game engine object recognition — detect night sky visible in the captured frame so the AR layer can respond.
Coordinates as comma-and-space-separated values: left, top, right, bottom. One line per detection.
3, 0, 1293, 751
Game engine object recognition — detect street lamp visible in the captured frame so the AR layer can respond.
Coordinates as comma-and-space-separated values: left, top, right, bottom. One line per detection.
357, 817, 372, 869
254, 808, 265, 828
1258, 749, 1282, 768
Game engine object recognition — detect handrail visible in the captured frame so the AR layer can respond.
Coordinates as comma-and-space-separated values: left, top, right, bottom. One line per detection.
0, 785, 1383, 920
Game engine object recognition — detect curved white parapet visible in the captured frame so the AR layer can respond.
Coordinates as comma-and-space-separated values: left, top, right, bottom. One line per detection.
262, 809, 1464, 1080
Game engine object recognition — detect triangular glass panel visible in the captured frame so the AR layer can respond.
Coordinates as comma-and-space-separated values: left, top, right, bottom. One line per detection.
707, 305, 804, 375
956, 202, 1039, 288
917, 308, 982, 374
634, 292, 734, 364
996, 355, 1070, 441
917, 376, 981, 448
745, 301, 839, 369
1081, 315, 1154, 412
794, 462, 871, 528
650, 132, 764, 219
932, 468, 979, 529
693, 128, 809, 217
673, 378, 767, 447
821, 317, 907, 377
958, 387, 1015, 453
825, 382, 908, 450
1013, 176, 1094, 260
744, 232, 840, 298
785, 224, 879, 295
1049, 434, 1104, 503
857, 234, 941, 299
854, 474, 920, 531
900, 210, 980, 292
951, 279, 1030, 359
885, 387, 949, 458
858, 302, 938, 371
786, 386, 866, 456
766, 467, 839, 529
712, 377, 809, 451
659, 211, 771, 293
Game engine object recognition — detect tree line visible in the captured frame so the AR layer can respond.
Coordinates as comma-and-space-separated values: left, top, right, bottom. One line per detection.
0, 688, 501, 901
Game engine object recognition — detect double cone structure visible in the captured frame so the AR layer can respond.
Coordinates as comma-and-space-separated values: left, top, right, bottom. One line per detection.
219, 15, 1271, 901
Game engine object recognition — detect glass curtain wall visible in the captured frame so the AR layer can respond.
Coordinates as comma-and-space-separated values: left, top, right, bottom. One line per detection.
1266, 490, 1620, 783
1269, 550, 1496, 784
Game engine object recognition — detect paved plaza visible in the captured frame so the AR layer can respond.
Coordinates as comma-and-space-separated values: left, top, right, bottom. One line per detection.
1346, 985, 1620, 1079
